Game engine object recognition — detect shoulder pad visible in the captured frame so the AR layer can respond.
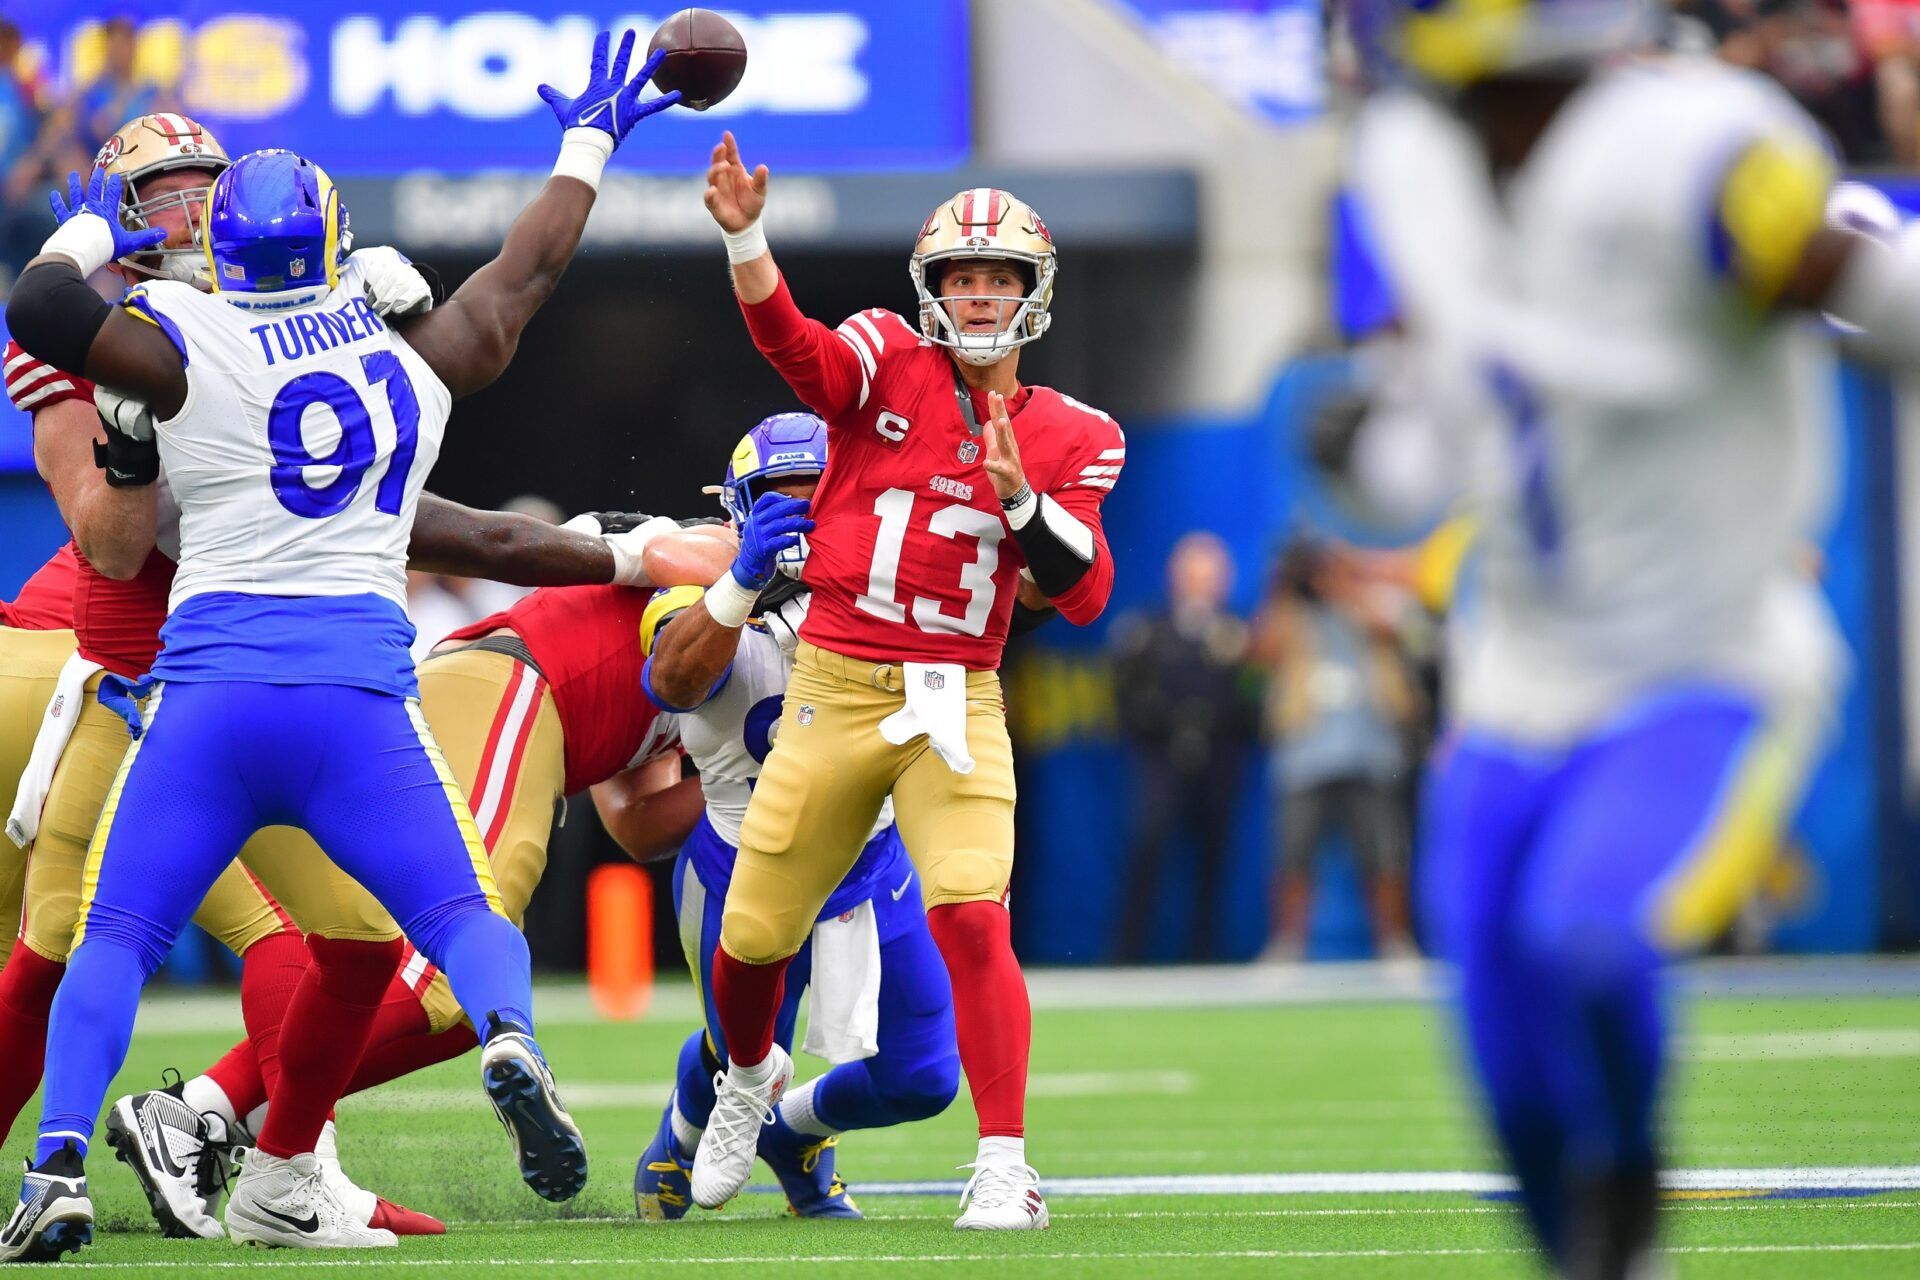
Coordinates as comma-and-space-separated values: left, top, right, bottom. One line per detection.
640, 584, 707, 656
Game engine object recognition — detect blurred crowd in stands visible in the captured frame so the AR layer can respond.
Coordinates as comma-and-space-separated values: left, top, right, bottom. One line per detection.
1675, 0, 1920, 163
1107, 530, 1443, 966
0, 15, 162, 286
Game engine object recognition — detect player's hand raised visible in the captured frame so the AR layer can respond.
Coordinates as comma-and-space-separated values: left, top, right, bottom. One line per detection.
537, 30, 681, 149
705, 132, 768, 233
982, 390, 1028, 501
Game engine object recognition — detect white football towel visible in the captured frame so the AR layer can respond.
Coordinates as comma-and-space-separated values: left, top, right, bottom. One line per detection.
802, 901, 882, 1064
878, 662, 973, 775
7, 652, 104, 848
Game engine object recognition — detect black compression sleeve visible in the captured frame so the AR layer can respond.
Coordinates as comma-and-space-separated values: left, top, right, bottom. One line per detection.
1009, 494, 1094, 598
5, 261, 111, 377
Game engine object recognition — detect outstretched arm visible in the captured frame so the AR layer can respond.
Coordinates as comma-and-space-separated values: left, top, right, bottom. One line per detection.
407, 497, 737, 588
6, 170, 186, 414
706, 132, 869, 417
397, 30, 680, 399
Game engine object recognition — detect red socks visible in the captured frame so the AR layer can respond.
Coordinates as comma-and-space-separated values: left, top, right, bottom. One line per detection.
346, 1021, 477, 1096
928, 901, 1031, 1138
711, 947, 789, 1068
0, 947, 65, 1143
237, 929, 309, 1098
256, 936, 402, 1159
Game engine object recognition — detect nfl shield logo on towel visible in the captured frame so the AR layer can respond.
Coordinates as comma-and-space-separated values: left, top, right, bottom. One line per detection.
925, 671, 945, 691
797, 704, 815, 726
957, 440, 979, 464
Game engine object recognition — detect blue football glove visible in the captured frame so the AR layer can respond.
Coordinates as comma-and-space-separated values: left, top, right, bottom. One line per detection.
731, 493, 815, 591
49, 169, 166, 259
537, 30, 681, 148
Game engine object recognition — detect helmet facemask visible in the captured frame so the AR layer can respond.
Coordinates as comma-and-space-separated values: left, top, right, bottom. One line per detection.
116, 164, 222, 283
910, 250, 1055, 367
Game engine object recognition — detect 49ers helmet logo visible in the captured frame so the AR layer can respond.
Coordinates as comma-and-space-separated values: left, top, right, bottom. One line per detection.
95, 135, 126, 167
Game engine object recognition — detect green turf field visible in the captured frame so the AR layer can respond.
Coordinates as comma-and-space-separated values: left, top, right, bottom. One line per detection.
5, 968, 1917, 1276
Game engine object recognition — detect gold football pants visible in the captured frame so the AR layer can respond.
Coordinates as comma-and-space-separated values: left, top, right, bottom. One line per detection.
721, 640, 1016, 965
0, 627, 81, 966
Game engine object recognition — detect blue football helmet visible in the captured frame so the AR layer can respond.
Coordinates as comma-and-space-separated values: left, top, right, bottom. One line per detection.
1346, 0, 1655, 90
716, 412, 828, 579
203, 149, 350, 306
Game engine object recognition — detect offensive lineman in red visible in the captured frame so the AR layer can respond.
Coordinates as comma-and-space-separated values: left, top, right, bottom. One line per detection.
692, 132, 1124, 1229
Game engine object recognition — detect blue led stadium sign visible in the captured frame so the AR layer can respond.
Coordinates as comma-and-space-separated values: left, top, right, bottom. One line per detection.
16, 3, 971, 174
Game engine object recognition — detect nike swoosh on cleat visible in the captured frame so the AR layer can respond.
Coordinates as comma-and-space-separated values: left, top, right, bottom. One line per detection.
256, 1204, 319, 1233
141, 1110, 189, 1179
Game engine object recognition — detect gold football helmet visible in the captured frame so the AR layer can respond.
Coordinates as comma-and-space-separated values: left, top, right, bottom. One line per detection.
908, 187, 1056, 367
93, 112, 230, 280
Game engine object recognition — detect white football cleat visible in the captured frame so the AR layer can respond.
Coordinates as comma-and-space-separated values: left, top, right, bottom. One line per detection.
105, 1086, 223, 1239
691, 1045, 793, 1209
223, 1150, 396, 1250
955, 1161, 1049, 1230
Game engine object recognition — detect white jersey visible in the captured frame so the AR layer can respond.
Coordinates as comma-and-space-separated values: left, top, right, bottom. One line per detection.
669, 613, 894, 848
129, 257, 451, 613
1351, 59, 1843, 740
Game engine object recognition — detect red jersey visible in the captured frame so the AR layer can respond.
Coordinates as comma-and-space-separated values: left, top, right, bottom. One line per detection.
0, 543, 79, 632
444, 584, 672, 794
742, 277, 1123, 670
4, 341, 175, 678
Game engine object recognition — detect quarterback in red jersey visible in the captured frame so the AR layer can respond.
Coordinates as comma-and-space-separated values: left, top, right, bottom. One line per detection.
692, 132, 1124, 1229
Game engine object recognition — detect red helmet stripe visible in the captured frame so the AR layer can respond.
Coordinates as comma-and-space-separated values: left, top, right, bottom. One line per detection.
984, 189, 1003, 227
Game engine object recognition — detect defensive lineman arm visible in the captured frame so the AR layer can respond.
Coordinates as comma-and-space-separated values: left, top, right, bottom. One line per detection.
31, 384, 721, 591
9, 126, 619, 436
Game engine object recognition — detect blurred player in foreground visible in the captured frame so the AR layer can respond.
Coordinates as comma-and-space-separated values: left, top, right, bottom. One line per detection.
695, 135, 1124, 1229
0, 31, 680, 1258
1343, 0, 1920, 1273
597, 414, 959, 1221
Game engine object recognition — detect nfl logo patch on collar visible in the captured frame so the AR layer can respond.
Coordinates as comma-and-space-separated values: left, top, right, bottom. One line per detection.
957, 440, 979, 464
924, 670, 945, 690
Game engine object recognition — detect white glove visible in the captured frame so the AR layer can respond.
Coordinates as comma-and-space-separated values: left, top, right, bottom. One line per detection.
352, 246, 434, 318
561, 512, 679, 586
94, 386, 156, 443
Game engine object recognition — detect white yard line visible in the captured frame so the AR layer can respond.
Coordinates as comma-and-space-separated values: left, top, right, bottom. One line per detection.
1681, 1029, 1920, 1060
839, 1166, 1920, 1196
43, 1242, 1920, 1268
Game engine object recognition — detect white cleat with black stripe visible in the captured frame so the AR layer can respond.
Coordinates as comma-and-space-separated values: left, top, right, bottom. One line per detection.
105, 1084, 223, 1239
223, 1150, 396, 1250
954, 1161, 1050, 1231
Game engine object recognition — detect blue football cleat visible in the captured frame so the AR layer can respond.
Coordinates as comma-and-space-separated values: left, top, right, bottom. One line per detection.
634, 1105, 694, 1222
759, 1112, 862, 1220
0, 1142, 93, 1263
480, 1022, 588, 1203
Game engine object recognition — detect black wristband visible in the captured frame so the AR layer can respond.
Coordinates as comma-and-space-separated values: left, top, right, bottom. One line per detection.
999, 482, 1033, 512
92, 429, 158, 488
6, 261, 111, 377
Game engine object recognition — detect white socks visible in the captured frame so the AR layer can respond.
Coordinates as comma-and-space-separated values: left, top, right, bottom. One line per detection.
182, 1075, 238, 1134
730, 1053, 778, 1088
977, 1136, 1026, 1167
669, 1090, 702, 1155
777, 1079, 837, 1139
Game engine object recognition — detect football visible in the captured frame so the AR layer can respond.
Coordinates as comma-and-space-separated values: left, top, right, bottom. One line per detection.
646, 9, 748, 112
